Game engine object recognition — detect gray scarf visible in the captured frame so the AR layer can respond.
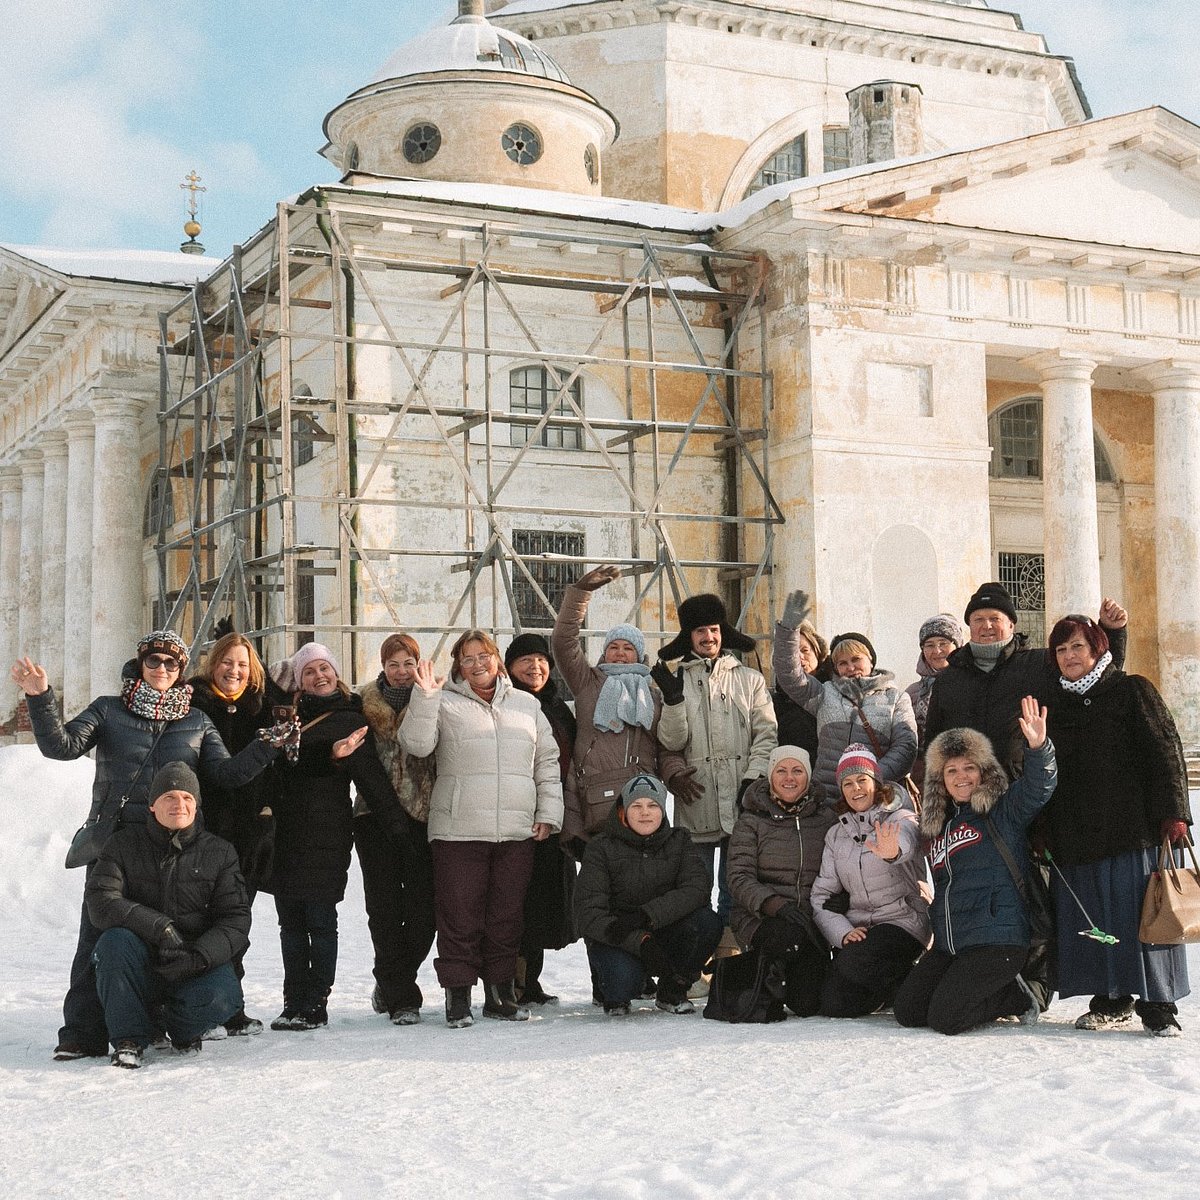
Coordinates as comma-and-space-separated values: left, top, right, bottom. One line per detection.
969, 638, 1011, 674
594, 662, 655, 733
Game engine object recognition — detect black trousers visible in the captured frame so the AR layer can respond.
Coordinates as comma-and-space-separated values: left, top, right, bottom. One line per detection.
354, 810, 436, 1011
820, 924, 925, 1018
893, 944, 1029, 1035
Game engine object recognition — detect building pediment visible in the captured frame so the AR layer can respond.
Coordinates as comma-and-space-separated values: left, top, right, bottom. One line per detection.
778, 108, 1200, 256
0, 248, 67, 365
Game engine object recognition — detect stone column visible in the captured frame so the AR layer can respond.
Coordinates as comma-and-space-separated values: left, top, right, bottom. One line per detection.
62, 409, 96, 713
39, 430, 69, 697
1142, 361, 1200, 750
90, 396, 147, 688
0, 467, 22, 691
1026, 350, 1101, 619
16, 450, 44, 663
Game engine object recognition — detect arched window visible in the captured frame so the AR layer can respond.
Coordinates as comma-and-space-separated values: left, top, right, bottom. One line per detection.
744, 135, 807, 198
143, 469, 175, 538
509, 366, 583, 449
988, 399, 1115, 483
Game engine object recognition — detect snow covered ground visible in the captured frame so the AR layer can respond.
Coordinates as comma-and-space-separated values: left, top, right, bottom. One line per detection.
1, 744, 1196, 1199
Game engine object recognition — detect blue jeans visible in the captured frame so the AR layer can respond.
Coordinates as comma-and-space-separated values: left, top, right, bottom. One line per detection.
92, 928, 242, 1049
275, 896, 339, 1009
587, 907, 722, 1004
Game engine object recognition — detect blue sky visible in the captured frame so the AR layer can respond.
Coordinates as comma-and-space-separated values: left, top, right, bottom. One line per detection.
1, 1, 1195, 259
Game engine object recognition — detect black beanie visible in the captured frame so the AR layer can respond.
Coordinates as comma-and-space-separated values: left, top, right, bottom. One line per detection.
504, 633, 553, 673
149, 762, 201, 806
829, 631, 877, 668
963, 582, 1017, 624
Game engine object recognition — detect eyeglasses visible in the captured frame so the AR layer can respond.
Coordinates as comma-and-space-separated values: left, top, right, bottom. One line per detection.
458, 653, 495, 667
144, 654, 182, 672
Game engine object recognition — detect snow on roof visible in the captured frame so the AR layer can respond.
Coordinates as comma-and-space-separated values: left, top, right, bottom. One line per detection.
365, 16, 570, 89
1, 244, 222, 287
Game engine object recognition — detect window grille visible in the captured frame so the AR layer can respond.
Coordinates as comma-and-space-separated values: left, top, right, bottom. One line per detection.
511, 530, 584, 628
509, 366, 583, 449
745, 135, 807, 197
988, 399, 1115, 483
822, 126, 850, 173
997, 551, 1045, 647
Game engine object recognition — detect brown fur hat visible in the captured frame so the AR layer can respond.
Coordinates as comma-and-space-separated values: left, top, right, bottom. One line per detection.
920, 726, 1009, 837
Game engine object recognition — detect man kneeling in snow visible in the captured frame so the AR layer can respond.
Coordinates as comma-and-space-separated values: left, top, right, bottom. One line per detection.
85, 763, 250, 1069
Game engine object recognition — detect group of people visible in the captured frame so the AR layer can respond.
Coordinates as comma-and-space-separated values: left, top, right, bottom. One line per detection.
10, 567, 1193, 1069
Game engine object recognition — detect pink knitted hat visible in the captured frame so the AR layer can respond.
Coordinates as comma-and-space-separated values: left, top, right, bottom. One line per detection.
836, 743, 879, 785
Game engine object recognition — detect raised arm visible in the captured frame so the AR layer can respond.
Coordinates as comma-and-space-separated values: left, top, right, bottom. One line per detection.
396, 661, 444, 758
552, 566, 620, 694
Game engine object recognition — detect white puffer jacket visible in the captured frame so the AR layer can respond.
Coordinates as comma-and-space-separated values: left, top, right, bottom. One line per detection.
399, 675, 564, 842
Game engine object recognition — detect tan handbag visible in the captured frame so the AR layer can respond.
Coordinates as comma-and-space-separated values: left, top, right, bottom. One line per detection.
1139, 835, 1200, 945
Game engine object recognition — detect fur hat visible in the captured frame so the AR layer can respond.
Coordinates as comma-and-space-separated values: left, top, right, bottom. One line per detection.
796, 620, 828, 664
149, 761, 201, 806
963, 582, 1017, 625
836, 743, 879, 785
919, 614, 963, 648
621, 772, 669, 810
658, 593, 756, 660
291, 642, 341, 682
829, 631, 877, 668
504, 632, 553, 672
603, 623, 646, 662
137, 630, 189, 669
920, 727, 1009, 837
768, 744, 812, 779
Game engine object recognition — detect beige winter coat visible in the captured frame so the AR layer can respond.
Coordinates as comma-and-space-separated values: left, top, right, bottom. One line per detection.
357, 679, 436, 823
657, 653, 777, 842
398, 675, 564, 842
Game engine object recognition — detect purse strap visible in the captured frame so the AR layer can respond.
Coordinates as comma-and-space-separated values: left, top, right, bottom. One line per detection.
985, 815, 1031, 905
1159, 833, 1200, 881
850, 699, 885, 760
119, 721, 171, 807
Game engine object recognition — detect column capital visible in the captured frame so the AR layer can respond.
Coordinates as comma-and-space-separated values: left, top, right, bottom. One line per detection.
17, 448, 44, 476
61, 407, 95, 437
0, 464, 21, 492
1020, 349, 1098, 383
90, 394, 147, 424
1135, 359, 1200, 391
39, 429, 69, 459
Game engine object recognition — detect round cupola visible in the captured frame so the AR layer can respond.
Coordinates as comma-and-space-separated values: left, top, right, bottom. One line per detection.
320, 0, 618, 195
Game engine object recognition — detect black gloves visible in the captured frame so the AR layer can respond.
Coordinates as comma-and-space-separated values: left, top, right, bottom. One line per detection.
668, 766, 702, 806
606, 910, 645, 945
752, 915, 800, 959
638, 933, 673, 979
778, 901, 820, 947
650, 659, 684, 706
156, 923, 185, 953
240, 812, 276, 891
821, 890, 851, 915
158, 945, 208, 985
737, 776, 755, 806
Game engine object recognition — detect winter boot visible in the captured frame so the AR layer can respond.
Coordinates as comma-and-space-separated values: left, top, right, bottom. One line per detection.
173, 1037, 203, 1055
53, 1040, 107, 1062
445, 986, 474, 1028
604, 1001, 632, 1016
371, 984, 388, 1015
389, 1007, 421, 1026
110, 1039, 143, 1069
224, 1011, 264, 1036
270, 1006, 306, 1031
1013, 974, 1040, 1025
1137, 1000, 1183, 1038
1075, 995, 1135, 1031
655, 977, 696, 1015
483, 981, 531, 1021
296, 1002, 328, 1030
518, 978, 558, 1006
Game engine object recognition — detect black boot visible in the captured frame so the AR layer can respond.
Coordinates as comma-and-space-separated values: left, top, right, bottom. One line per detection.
483, 981, 530, 1021
445, 986, 474, 1028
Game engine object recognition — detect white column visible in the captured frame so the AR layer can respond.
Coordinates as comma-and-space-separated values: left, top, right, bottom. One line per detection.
1142, 361, 1200, 750
0, 467, 22, 697
62, 409, 96, 713
1026, 350, 1101, 619
39, 430, 69, 698
90, 396, 147, 688
16, 450, 44, 663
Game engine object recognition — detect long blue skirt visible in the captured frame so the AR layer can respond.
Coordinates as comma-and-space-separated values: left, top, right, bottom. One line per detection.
1052, 846, 1190, 1003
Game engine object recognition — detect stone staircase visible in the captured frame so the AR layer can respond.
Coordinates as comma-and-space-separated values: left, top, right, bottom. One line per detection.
1188, 754, 1200, 793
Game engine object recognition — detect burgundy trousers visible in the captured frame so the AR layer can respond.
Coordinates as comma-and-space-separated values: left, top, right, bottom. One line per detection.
431, 839, 536, 988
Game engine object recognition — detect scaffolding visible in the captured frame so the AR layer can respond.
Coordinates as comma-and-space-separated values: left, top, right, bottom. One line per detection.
154, 186, 783, 672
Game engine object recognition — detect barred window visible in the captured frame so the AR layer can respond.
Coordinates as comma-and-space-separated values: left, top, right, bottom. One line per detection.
997, 551, 1045, 647
295, 558, 315, 648
509, 366, 583, 450
988, 399, 1115, 482
822, 125, 850, 173
511, 530, 584, 629
745, 135, 807, 198
143, 470, 175, 538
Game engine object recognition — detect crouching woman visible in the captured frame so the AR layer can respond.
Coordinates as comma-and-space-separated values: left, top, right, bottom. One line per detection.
894, 697, 1056, 1035
574, 774, 721, 1015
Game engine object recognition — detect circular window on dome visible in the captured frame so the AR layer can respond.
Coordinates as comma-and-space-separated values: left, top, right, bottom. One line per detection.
403, 123, 442, 165
584, 144, 598, 185
502, 123, 543, 166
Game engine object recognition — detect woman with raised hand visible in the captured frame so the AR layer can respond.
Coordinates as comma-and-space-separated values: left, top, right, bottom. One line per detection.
13, 630, 283, 1061
399, 631, 563, 1028
265, 642, 412, 1033
894, 696, 1056, 1035
357, 633, 437, 1026
1039, 614, 1192, 1037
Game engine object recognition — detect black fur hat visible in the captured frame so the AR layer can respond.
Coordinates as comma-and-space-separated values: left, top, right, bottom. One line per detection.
658, 593, 756, 660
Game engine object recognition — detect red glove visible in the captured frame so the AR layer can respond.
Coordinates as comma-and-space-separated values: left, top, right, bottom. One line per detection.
1161, 819, 1190, 846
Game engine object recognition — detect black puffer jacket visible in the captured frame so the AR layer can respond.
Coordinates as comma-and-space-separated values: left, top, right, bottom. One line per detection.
924, 626, 1125, 780
27, 687, 278, 832
573, 804, 711, 957
1041, 666, 1191, 866
85, 810, 250, 970
268, 690, 409, 904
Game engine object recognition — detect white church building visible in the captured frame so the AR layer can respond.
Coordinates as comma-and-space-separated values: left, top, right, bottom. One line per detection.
1, 0, 1199, 753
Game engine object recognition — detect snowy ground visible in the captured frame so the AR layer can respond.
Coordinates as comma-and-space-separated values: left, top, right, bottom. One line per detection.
1, 745, 1196, 1199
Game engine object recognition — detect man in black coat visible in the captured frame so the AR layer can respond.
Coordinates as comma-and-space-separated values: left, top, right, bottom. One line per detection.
924, 582, 1127, 780
86, 763, 250, 1069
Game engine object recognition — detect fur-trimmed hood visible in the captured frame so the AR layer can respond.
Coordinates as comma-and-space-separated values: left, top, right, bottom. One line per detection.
920, 726, 1009, 837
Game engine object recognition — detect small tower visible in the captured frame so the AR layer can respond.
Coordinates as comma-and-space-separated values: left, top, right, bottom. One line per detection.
847, 81, 925, 167
179, 170, 206, 256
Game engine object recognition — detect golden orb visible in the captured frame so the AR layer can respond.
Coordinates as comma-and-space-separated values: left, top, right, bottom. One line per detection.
184, 219, 202, 238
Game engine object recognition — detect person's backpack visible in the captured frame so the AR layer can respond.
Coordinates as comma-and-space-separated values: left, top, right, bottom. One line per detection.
702, 949, 786, 1024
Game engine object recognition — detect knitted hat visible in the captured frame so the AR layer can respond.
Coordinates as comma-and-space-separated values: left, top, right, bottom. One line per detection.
836, 743, 879, 785
796, 620, 828, 665
963, 582, 1017, 624
291, 642, 341, 682
919, 614, 963, 647
621, 772, 669, 810
768, 744, 812, 778
603, 623, 646, 661
504, 632, 553, 672
137, 630, 189, 669
829, 631, 877, 668
149, 761, 201, 805
658, 593, 756, 661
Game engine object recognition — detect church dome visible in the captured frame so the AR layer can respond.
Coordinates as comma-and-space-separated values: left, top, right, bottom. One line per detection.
320, 2, 617, 194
